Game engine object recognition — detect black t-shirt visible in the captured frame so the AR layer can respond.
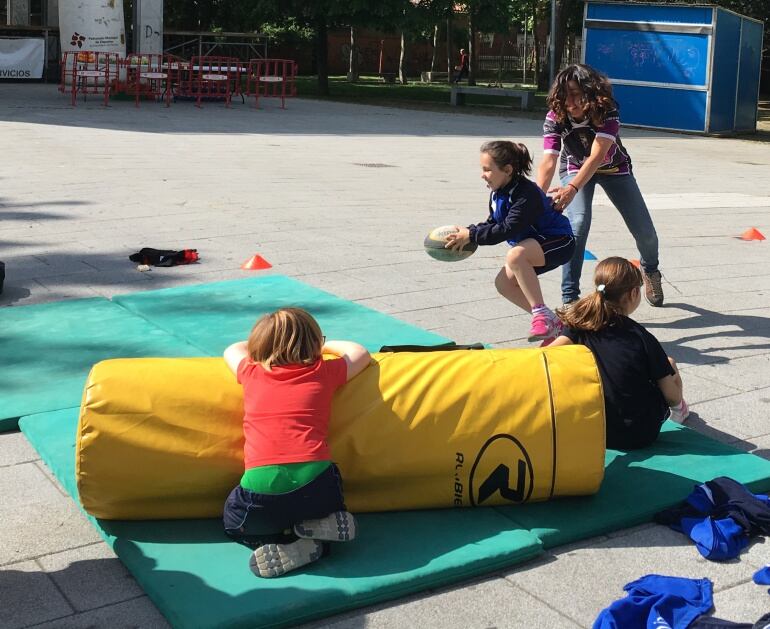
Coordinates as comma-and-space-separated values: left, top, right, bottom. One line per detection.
564, 316, 675, 450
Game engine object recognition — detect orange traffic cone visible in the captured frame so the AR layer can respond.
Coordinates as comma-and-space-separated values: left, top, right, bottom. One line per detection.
629, 258, 641, 268
240, 254, 272, 270
740, 227, 766, 241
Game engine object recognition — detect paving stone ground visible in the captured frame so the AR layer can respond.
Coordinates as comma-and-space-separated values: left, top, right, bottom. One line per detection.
1, 84, 769, 628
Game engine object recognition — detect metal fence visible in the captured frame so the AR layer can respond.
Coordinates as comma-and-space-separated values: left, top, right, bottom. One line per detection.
478, 43, 582, 74
163, 31, 268, 63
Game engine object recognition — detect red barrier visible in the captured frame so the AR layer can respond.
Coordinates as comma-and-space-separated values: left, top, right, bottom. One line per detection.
69, 51, 120, 107
181, 56, 238, 108
124, 54, 172, 107
246, 59, 297, 109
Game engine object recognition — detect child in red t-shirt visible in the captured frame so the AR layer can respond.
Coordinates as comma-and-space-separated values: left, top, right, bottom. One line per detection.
222, 307, 371, 577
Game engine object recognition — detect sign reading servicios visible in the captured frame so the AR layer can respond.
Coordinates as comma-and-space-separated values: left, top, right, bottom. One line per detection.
0, 38, 45, 79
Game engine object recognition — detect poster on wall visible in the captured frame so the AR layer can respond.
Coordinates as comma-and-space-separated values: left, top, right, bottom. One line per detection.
0, 38, 45, 79
58, 0, 126, 57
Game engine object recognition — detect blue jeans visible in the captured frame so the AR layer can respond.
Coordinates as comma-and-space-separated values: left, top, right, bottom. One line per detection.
561, 172, 659, 303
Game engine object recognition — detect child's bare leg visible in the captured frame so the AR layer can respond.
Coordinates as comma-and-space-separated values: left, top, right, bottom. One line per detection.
494, 267, 531, 312
505, 241, 546, 308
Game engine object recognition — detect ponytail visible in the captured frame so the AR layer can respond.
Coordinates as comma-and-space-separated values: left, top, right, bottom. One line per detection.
480, 140, 532, 177
556, 257, 643, 332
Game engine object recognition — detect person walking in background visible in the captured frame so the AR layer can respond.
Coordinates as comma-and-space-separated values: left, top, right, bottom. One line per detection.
453, 48, 469, 83
536, 63, 665, 308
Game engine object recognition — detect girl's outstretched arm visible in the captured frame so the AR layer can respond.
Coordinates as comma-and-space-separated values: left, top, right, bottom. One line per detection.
223, 341, 248, 375
323, 340, 371, 381
546, 336, 574, 347
550, 136, 613, 211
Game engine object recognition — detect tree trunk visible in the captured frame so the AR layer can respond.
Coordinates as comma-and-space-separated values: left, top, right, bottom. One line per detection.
398, 31, 408, 84
494, 34, 506, 88
552, 0, 575, 72
445, 16, 453, 83
467, 9, 476, 86
535, 0, 550, 91
315, 19, 329, 96
430, 23, 438, 75
348, 26, 359, 82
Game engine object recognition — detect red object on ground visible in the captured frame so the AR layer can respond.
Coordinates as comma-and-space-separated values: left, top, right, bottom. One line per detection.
740, 227, 766, 241
183, 250, 199, 263
629, 259, 641, 268
241, 254, 272, 270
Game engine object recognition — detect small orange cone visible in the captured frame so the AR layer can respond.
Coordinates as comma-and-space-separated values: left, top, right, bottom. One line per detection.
240, 254, 272, 270
629, 258, 641, 268
740, 227, 766, 241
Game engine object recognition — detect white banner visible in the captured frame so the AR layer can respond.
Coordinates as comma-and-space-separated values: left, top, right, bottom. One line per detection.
0, 38, 45, 79
58, 0, 126, 57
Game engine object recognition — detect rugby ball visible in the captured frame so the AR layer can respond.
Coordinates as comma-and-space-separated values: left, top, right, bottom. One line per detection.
424, 225, 478, 262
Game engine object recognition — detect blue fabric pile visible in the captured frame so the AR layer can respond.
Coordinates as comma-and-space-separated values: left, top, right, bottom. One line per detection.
655, 477, 770, 561
594, 574, 770, 628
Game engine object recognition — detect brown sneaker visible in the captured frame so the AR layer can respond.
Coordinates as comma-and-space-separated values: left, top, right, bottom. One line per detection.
643, 270, 664, 307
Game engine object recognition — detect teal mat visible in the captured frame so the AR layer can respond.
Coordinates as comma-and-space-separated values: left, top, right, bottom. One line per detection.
22, 409, 770, 629
113, 275, 451, 355
495, 421, 770, 548
0, 298, 201, 430
20, 408, 543, 629
13, 278, 770, 627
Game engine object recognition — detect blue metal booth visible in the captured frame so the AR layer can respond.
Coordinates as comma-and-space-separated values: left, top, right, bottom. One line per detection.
583, 2, 764, 134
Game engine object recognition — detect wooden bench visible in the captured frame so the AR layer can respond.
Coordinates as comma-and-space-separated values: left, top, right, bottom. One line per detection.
450, 85, 535, 111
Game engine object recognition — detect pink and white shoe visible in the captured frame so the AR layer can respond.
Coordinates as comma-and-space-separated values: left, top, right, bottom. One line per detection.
538, 319, 564, 348
528, 313, 551, 342
668, 400, 690, 424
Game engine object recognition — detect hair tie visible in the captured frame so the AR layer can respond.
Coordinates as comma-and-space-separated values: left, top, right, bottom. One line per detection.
596, 284, 606, 294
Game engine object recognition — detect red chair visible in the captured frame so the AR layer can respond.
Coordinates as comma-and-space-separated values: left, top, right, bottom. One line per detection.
183, 56, 237, 108
246, 59, 297, 109
124, 53, 172, 107
70, 51, 120, 107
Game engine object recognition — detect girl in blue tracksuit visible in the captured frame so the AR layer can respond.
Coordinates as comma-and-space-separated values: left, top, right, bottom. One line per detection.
446, 140, 575, 345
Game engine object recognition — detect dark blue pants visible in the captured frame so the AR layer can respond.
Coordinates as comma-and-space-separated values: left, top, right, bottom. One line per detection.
223, 463, 346, 549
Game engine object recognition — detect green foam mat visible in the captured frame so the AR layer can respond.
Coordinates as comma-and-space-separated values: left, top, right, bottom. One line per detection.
113, 275, 451, 355
19, 408, 544, 629
495, 421, 770, 548
0, 298, 201, 430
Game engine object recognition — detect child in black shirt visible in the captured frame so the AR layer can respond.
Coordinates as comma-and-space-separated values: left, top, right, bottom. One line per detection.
549, 256, 688, 449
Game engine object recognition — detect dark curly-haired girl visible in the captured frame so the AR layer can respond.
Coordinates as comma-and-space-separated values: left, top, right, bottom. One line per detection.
536, 64, 665, 309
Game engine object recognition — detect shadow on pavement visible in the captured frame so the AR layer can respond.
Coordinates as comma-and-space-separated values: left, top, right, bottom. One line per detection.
649, 302, 770, 366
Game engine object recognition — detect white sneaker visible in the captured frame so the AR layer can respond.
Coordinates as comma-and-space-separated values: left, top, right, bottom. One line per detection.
669, 400, 690, 424
249, 539, 323, 578
294, 511, 357, 542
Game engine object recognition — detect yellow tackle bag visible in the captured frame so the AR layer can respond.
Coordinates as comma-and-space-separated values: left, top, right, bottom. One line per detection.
76, 346, 605, 519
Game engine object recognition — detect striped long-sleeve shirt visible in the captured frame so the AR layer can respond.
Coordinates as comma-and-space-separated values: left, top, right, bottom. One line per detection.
543, 108, 632, 178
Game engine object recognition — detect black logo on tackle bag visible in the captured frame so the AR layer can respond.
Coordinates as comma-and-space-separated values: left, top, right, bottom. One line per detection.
469, 434, 534, 506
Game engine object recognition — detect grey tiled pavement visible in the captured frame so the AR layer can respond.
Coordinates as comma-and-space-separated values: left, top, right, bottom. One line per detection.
1, 84, 770, 628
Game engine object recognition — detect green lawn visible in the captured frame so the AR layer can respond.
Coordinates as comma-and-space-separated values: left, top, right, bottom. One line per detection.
295, 75, 549, 111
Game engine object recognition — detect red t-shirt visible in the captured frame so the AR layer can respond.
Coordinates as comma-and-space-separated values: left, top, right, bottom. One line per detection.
237, 357, 347, 468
